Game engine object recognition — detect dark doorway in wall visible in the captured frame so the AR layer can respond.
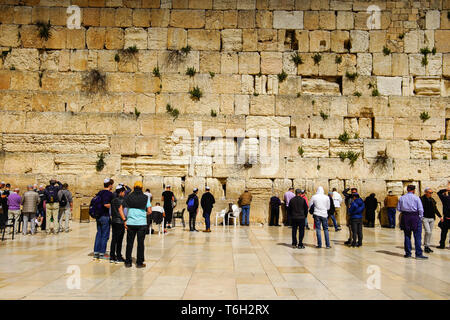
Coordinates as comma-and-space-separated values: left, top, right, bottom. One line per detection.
218, 177, 227, 199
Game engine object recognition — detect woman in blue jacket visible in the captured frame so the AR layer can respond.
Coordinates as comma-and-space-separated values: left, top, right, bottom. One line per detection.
349, 193, 365, 247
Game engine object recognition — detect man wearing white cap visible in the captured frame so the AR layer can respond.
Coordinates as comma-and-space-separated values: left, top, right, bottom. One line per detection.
186, 188, 200, 232
201, 186, 215, 232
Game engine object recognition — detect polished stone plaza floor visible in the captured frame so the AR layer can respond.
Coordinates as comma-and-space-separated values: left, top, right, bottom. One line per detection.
0, 221, 449, 300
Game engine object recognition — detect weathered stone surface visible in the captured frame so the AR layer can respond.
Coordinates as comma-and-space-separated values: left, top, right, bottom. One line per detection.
377, 77, 402, 96
260, 52, 282, 74
309, 30, 330, 52
431, 140, 450, 159
426, 10, 440, 29
434, 30, 450, 53
350, 30, 369, 53
4, 49, 39, 71
273, 10, 303, 29
246, 116, 290, 138
170, 10, 205, 28
299, 139, 329, 157
336, 10, 354, 30
301, 78, 340, 95
187, 29, 221, 50
309, 116, 344, 139
221, 29, 242, 51
414, 77, 441, 96
410, 140, 432, 159
124, 27, 148, 49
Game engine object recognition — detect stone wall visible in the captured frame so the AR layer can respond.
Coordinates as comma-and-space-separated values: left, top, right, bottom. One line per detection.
0, 0, 449, 222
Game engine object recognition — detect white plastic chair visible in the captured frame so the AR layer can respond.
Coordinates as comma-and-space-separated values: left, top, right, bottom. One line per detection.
228, 205, 241, 227
215, 209, 227, 227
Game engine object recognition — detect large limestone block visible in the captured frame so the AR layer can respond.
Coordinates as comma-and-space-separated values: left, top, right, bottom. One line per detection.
170, 9, 205, 28
414, 77, 441, 96
299, 139, 329, 158
275, 95, 312, 116
238, 52, 260, 74
260, 51, 282, 74
377, 76, 402, 96
4, 49, 39, 71
388, 96, 443, 118
148, 27, 168, 49
426, 10, 440, 30
309, 30, 331, 52
249, 95, 275, 116
199, 51, 221, 73
434, 30, 449, 53
391, 53, 409, 76
372, 53, 391, 76
329, 139, 363, 157
319, 11, 336, 30
350, 30, 369, 53
330, 30, 349, 53
0, 24, 20, 47
221, 29, 243, 51
124, 27, 148, 49
374, 117, 393, 139
235, 94, 250, 115
272, 10, 303, 29
336, 11, 354, 30
104, 28, 124, 49
3, 134, 109, 154
392, 159, 430, 180
356, 53, 372, 76
187, 29, 221, 51
211, 74, 241, 94
312, 96, 347, 117
86, 27, 105, 49
2, 152, 55, 175
410, 140, 432, 159
296, 53, 318, 76
220, 52, 238, 74
431, 140, 450, 160
309, 116, 344, 139
278, 75, 301, 95
55, 154, 120, 175
167, 28, 187, 50
286, 158, 319, 179
246, 116, 290, 138
225, 177, 246, 199
301, 78, 340, 95
393, 117, 445, 140
318, 53, 337, 76
369, 30, 387, 53
429, 160, 450, 180
240, 74, 254, 94
363, 139, 387, 158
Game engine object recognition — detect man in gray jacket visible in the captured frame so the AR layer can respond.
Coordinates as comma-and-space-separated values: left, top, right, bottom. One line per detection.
21, 185, 40, 235
57, 183, 73, 233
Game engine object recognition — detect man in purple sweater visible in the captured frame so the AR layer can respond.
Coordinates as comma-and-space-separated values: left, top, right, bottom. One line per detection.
7, 188, 22, 234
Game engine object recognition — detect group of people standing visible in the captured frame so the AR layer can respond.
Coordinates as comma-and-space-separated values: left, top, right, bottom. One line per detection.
0, 180, 73, 236
267, 183, 450, 259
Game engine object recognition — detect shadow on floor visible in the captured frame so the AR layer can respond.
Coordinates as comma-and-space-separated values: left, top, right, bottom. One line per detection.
376, 250, 405, 257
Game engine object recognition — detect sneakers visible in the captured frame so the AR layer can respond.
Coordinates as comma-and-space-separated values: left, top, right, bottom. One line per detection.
110, 259, 116, 264
93, 253, 100, 261
416, 255, 428, 260
404, 254, 412, 258
116, 257, 125, 263
326, 246, 332, 249
124, 263, 132, 268
424, 246, 433, 253
297, 245, 305, 249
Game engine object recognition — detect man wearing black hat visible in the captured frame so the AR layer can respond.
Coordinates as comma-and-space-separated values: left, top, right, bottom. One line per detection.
289, 189, 309, 249
186, 188, 199, 232
201, 186, 215, 232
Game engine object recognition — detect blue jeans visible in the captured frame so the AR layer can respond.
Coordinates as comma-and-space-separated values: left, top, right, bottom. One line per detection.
241, 205, 250, 225
314, 215, 330, 248
330, 214, 339, 230
388, 208, 396, 227
94, 215, 110, 255
203, 209, 211, 230
404, 223, 423, 257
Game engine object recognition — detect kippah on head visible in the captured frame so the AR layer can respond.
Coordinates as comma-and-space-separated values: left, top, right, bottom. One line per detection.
407, 185, 416, 191
205, 186, 210, 190
104, 178, 111, 184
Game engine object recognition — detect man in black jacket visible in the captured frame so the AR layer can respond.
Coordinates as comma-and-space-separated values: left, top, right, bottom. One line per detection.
186, 188, 199, 232
269, 195, 282, 226
110, 187, 126, 263
289, 189, 309, 249
201, 186, 215, 232
437, 184, 450, 249
364, 193, 378, 228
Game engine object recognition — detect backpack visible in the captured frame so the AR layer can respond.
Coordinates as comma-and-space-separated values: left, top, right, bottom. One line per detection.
46, 185, 59, 203
89, 192, 104, 219
187, 197, 195, 211
59, 193, 67, 207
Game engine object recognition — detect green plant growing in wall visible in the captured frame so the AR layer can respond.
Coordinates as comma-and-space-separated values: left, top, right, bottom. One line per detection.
134, 107, 141, 119
382, 46, 391, 55
312, 53, 322, 65
335, 56, 342, 64
337, 151, 360, 167
152, 66, 161, 78
398, 33, 405, 40
372, 150, 389, 171
421, 55, 428, 66
114, 53, 120, 62
189, 86, 202, 101
372, 89, 380, 96
354, 133, 359, 139
186, 66, 196, 77
320, 111, 329, 120
296, 92, 301, 97
166, 103, 180, 121
432, 47, 436, 55
298, 146, 304, 157
343, 39, 351, 51
96, 153, 106, 172
210, 109, 217, 117
345, 71, 358, 81
36, 20, 51, 41
38, 71, 43, 87
209, 71, 215, 78
338, 131, 350, 143
180, 45, 191, 55
420, 111, 430, 122
277, 70, 287, 82
353, 91, 362, 97
420, 47, 431, 55
291, 52, 303, 65
83, 69, 106, 94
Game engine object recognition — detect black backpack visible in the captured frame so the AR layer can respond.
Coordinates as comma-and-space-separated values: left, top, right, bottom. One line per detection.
46, 185, 59, 203
59, 193, 67, 207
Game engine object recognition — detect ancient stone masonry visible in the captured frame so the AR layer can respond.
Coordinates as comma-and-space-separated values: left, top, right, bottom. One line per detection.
0, 0, 449, 222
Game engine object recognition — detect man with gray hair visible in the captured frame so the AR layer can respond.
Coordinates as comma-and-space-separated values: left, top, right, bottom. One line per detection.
21, 185, 40, 235
420, 187, 441, 253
